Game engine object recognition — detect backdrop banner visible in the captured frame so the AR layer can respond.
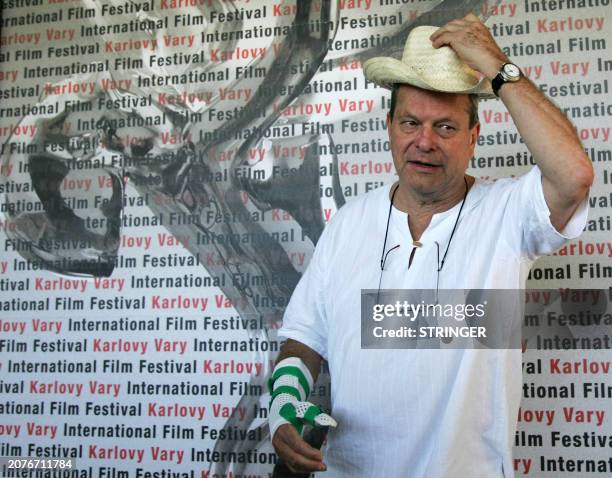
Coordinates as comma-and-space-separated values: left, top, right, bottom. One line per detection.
0, 0, 610, 476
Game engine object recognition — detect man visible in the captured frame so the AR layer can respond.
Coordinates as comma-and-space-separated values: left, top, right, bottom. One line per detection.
268, 14, 592, 476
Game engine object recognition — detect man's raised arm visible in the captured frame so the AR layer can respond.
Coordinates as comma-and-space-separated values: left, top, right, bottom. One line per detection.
430, 14, 594, 231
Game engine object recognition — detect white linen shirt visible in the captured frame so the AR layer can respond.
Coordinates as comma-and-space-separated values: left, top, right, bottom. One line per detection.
279, 167, 588, 477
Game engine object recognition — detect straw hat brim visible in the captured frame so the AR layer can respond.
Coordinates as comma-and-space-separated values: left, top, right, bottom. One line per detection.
364, 56, 495, 98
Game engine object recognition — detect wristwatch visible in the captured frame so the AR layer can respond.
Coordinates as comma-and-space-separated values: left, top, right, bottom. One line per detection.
492, 62, 522, 97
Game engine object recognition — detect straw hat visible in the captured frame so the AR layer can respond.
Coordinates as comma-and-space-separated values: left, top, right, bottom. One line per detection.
363, 26, 494, 98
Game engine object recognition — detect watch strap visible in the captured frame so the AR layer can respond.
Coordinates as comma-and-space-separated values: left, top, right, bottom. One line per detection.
492, 73, 505, 97
492, 62, 521, 97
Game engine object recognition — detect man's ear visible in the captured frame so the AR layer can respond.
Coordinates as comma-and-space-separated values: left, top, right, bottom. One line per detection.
470, 122, 480, 147
386, 112, 392, 126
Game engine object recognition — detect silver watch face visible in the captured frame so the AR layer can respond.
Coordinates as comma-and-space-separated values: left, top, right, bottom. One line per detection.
503, 63, 521, 80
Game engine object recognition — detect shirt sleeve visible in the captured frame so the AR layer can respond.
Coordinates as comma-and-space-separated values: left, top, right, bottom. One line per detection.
516, 166, 589, 259
277, 225, 332, 361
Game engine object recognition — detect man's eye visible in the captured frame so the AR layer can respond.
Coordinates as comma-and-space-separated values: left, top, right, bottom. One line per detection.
437, 124, 457, 135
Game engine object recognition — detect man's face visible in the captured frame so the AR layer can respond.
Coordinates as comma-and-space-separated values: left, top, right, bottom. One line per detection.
387, 85, 480, 201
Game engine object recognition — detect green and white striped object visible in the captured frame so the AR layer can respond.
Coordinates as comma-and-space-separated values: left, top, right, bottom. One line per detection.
268, 357, 337, 438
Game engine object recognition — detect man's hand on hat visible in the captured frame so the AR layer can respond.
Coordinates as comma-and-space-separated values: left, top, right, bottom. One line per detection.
430, 13, 509, 80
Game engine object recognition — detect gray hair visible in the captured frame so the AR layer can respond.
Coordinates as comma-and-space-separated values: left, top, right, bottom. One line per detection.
389, 84, 479, 128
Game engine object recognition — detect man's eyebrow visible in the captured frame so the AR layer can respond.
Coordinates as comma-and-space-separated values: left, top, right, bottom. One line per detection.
397, 112, 460, 124
433, 117, 459, 124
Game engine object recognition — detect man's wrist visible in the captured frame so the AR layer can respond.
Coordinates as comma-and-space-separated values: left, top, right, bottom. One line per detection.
492, 61, 523, 97
483, 57, 507, 80
268, 357, 337, 438
268, 357, 314, 438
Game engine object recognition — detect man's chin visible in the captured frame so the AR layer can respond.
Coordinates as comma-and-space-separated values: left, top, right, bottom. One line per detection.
399, 176, 451, 199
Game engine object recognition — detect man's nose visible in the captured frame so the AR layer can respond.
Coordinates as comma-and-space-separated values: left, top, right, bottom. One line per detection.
415, 125, 436, 151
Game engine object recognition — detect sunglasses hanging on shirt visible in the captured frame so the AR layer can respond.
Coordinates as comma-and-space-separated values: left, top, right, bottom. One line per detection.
377, 177, 469, 302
